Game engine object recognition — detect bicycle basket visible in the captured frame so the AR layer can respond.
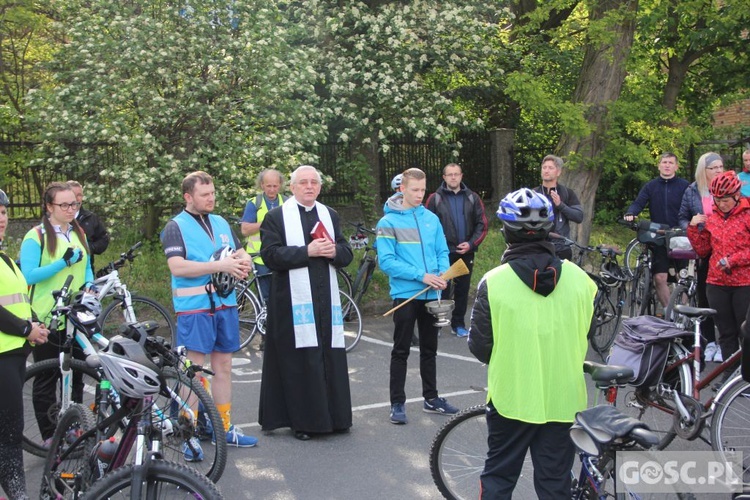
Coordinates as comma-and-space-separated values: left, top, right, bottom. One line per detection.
666, 230, 698, 260
607, 316, 689, 387
636, 221, 668, 247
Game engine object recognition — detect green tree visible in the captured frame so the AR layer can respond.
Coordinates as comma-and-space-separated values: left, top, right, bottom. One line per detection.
27, 0, 327, 236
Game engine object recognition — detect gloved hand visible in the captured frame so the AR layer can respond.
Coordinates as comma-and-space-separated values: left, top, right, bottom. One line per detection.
62, 247, 83, 267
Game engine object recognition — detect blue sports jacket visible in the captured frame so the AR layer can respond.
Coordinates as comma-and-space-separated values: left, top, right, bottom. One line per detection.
376, 194, 449, 300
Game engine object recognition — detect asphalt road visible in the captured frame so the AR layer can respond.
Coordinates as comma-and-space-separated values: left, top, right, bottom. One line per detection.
23, 311, 722, 499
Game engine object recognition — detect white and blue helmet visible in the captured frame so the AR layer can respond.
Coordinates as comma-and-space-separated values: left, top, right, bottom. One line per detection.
391, 174, 403, 191
497, 188, 554, 241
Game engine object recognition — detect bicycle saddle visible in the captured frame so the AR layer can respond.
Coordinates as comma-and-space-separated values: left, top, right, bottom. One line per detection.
583, 361, 634, 386
570, 405, 660, 456
673, 304, 716, 318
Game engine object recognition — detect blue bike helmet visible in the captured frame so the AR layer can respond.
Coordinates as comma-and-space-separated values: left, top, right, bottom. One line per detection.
496, 188, 554, 242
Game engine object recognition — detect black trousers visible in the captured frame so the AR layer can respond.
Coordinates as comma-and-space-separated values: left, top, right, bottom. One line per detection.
389, 299, 439, 404
696, 257, 715, 343
706, 284, 750, 361
446, 252, 474, 329
481, 402, 575, 500
32, 332, 87, 440
0, 352, 28, 500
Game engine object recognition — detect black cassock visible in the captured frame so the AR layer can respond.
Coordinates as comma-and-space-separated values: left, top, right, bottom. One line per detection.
258, 203, 354, 433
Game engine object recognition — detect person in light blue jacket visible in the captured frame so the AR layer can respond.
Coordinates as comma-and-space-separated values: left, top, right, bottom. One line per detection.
377, 168, 456, 426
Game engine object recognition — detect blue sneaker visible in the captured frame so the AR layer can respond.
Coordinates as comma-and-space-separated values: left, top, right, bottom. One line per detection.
213, 425, 258, 448
390, 403, 407, 424
453, 327, 469, 338
424, 397, 459, 415
196, 412, 214, 441
182, 436, 204, 462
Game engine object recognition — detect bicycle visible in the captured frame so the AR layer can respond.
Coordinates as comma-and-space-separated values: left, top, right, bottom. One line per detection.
39, 324, 223, 499
23, 280, 226, 481
94, 241, 176, 343
233, 254, 363, 352
557, 233, 630, 357
610, 305, 744, 452
662, 229, 699, 328
429, 361, 662, 499
340, 221, 378, 308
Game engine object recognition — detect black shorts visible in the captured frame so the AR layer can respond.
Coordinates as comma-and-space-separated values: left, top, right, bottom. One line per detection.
650, 244, 687, 276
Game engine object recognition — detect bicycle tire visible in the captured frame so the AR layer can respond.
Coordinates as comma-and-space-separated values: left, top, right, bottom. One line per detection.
639, 266, 657, 317
590, 287, 622, 356
710, 377, 750, 486
351, 259, 376, 306
340, 290, 362, 352
664, 284, 696, 330
99, 294, 176, 345
630, 263, 652, 317
235, 284, 262, 351
23, 358, 100, 457
80, 459, 224, 499
620, 342, 693, 450
624, 239, 644, 278
429, 405, 486, 500
40, 403, 98, 500
152, 366, 227, 483
337, 268, 353, 298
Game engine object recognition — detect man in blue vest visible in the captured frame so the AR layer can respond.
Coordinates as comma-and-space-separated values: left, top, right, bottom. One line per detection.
161, 171, 258, 461
241, 169, 286, 302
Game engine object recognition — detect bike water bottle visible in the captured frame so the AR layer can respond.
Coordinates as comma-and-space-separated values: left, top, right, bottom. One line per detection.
90, 436, 118, 479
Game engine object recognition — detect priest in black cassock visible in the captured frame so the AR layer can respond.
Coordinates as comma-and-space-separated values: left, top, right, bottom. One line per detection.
258, 165, 354, 441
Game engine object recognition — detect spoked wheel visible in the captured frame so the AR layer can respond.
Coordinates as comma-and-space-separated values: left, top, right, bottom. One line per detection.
80, 460, 224, 499
340, 290, 362, 352
99, 295, 175, 344
40, 403, 98, 500
429, 405, 486, 500
589, 287, 622, 357
710, 377, 750, 488
235, 286, 262, 351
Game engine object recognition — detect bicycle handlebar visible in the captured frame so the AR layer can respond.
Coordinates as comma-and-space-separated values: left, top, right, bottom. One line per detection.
48, 274, 75, 333
348, 221, 376, 236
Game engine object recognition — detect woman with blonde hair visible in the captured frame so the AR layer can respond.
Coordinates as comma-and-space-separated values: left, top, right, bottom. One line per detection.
678, 152, 724, 362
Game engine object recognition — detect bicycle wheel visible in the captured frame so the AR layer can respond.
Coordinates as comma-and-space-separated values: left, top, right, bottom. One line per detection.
629, 264, 651, 317
40, 403, 98, 500
710, 377, 750, 487
337, 268, 353, 298
665, 284, 696, 330
23, 358, 100, 457
624, 239, 644, 278
620, 342, 693, 450
151, 366, 227, 483
590, 287, 622, 356
430, 405, 486, 500
351, 259, 375, 305
235, 284, 262, 351
80, 459, 224, 499
99, 295, 176, 344
639, 268, 658, 317
339, 290, 362, 352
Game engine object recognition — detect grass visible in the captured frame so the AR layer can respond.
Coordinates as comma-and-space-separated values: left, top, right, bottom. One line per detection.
3, 220, 635, 318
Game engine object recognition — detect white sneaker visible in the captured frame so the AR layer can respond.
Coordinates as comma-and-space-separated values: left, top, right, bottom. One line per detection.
713, 348, 724, 363
704, 342, 717, 362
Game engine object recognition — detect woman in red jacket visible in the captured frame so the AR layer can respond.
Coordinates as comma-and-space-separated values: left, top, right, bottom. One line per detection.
687, 170, 750, 365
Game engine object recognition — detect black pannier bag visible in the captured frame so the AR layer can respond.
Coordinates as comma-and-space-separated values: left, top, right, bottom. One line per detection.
608, 315, 689, 387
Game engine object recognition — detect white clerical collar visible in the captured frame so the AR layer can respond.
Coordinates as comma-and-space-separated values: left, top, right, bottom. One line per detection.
294, 200, 316, 212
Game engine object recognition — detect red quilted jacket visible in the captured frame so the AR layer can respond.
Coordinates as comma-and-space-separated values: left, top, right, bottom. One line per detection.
687, 197, 750, 286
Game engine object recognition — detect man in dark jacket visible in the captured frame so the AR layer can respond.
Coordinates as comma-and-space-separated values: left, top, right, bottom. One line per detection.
68, 181, 110, 273
533, 155, 583, 260
425, 163, 487, 337
624, 153, 689, 308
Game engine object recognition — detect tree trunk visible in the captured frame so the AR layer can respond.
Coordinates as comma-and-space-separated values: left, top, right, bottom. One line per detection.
558, 0, 638, 245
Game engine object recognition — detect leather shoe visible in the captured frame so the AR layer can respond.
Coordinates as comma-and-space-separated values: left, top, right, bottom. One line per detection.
294, 431, 311, 441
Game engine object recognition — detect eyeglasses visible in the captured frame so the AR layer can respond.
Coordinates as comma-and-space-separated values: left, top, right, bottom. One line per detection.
52, 202, 81, 211
714, 195, 736, 202
706, 165, 724, 171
